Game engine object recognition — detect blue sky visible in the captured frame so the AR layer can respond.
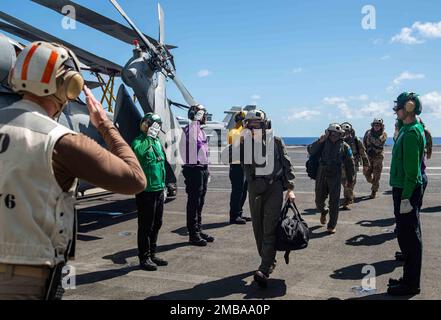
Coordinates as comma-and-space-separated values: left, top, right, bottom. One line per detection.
2, 0, 441, 136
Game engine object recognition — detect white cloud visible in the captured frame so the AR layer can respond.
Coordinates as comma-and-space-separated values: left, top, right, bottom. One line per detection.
391, 21, 441, 45
292, 67, 303, 74
381, 55, 391, 60
413, 21, 441, 38
421, 91, 441, 118
392, 71, 425, 85
372, 38, 384, 45
391, 27, 424, 45
323, 95, 392, 119
251, 94, 261, 101
288, 110, 321, 120
197, 69, 212, 78
323, 97, 348, 105
323, 97, 353, 118
388, 72, 425, 91
360, 101, 392, 117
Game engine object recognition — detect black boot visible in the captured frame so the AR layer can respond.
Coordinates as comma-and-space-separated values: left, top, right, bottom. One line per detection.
230, 217, 246, 225
200, 232, 215, 243
140, 257, 158, 271
387, 283, 420, 296
254, 271, 269, 288
151, 253, 168, 266
395, 251, 405, 262
189, 235, 207, 247
388, 278, 404, 287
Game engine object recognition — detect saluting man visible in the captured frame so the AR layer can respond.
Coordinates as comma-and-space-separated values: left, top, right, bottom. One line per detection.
0, 42, 146, 300
180, 105, 215, 246
132, 113, 169, 271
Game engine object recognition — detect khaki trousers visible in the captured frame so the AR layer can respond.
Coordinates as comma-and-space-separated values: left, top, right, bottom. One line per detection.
0, 264, 50, 300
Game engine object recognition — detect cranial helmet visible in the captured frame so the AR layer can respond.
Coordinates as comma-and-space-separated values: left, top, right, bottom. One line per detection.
244, 109, 271, 130
326, 123, 345, 135
371, 118, 385, 131
394, 92, 422, 115
9, 41, 84, 114
341, 122, 353, 132
140, 113, 162, 133
188, 104, 206, 120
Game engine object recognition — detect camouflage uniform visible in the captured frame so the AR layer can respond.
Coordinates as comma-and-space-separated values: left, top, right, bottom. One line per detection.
363, 129, 387, 196
341, 136, 369, 205
308, 138, 355, 230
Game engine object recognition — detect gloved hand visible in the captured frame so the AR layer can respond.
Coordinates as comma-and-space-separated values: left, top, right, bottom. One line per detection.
319, 133, 328, 143
400, 199, 413, 214
147, 122, 161, 138
194, 110, 205, 122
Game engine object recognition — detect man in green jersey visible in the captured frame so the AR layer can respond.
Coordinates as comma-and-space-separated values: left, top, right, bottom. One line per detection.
388, 92, 426, 296
132, 113, 168, 271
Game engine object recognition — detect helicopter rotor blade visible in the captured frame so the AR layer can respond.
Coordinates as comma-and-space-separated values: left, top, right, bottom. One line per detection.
109, 0, 159, 56
170, 75, 198, 107
158, 3, 165, 45
109, 0, 196, 106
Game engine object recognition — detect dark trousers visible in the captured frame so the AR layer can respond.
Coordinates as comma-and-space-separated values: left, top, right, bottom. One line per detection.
393, 185, 423, 288
229, 164, 248, 221
136, 191, 165, 262
183, 166, 209, 238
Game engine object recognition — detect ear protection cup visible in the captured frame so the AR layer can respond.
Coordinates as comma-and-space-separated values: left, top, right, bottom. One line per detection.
51, 70, 84, 106
62, 70, 84, 100
140, 122, 148, 133
405, 100, 416, 113
188, 109, 195, 120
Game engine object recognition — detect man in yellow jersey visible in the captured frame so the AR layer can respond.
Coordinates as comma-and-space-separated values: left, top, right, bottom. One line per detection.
227, 111, 251, 224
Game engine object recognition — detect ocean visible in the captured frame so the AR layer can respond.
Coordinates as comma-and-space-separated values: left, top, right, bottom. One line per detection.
282, 137, 441, 146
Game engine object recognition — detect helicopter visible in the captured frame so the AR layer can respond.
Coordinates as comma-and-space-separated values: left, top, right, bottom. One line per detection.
0, 0, 209, 198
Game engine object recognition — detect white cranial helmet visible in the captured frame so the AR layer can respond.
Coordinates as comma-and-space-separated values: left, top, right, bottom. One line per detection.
9, 41, 83, 104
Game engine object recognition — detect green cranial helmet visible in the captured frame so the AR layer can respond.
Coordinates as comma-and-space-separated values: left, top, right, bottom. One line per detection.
394, 92, 422, 115
140, 113, 162, 132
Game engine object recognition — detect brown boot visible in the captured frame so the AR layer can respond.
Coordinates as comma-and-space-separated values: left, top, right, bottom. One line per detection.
342, 199, 351, 210
370, 191, 377, 199
320, 210, 328, 225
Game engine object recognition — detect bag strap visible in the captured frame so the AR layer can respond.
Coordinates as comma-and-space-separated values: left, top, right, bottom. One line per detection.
281, 200, 303, 220
280, 200, 290, 219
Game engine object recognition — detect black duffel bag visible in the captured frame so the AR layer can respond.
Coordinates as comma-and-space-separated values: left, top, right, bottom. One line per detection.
275, 201, 310, 264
